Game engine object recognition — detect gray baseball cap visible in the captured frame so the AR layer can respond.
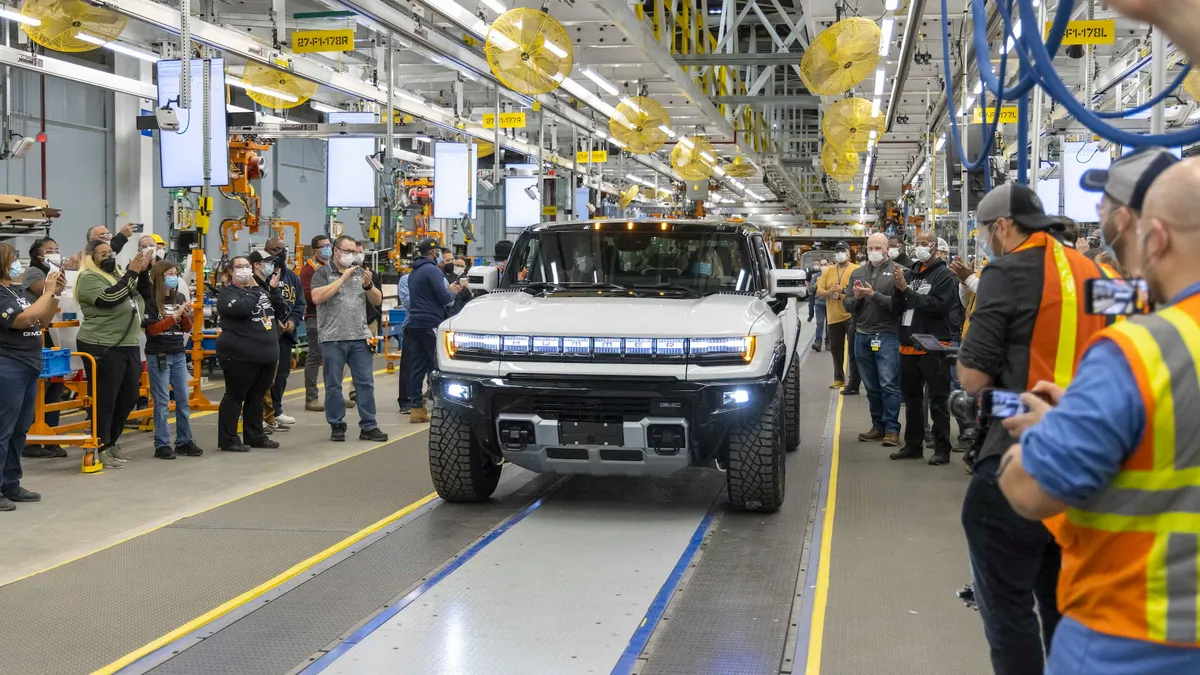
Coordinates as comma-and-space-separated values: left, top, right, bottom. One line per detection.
976, 182, 1059, 230
1080, 147, 1178, 211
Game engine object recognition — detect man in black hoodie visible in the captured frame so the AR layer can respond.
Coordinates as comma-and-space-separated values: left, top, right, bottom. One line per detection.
262, 239, 306, 425
889, 230, 959, 465
403, 238, 459, 424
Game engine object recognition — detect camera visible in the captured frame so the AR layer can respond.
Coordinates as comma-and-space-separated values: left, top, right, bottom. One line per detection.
949, 389, 979, 423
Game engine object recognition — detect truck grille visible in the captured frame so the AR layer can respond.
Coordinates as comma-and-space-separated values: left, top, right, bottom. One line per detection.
533, 397, 651, 422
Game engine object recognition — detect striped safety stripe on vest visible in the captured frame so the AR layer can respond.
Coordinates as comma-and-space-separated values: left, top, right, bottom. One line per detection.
1067, 299, 1200, 644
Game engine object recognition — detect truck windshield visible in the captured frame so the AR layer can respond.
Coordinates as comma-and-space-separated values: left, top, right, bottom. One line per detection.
505, 227, 759, 296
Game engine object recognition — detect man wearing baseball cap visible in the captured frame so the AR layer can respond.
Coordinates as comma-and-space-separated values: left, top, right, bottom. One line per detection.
403, 238, 462, 424
957, 180, 1112, 674
1081, 147, 1179, 275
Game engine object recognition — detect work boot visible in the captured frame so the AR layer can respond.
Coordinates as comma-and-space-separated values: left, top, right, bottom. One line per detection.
305, 399, 325, 412
22, 445, 56, 458
929, 451, 951, 466
360, 427, 389, 442
840, 387, 859, 396
410, 407, 431, 424
858, 428, 885, 442
175, 441, 204, 457
345, 398, 357, 409
220, 443, 251, 453
248, 438, 280, 449
882, 432, 901, 447
3, 486, 41, 502
0, 496, 14, 511
108, 443, 133, 463
49, 445, 67, 458
154, 446, 177, 460
99, 448, 124, 469
331, 423, 347, 442
890, 446, 924, 460
811, 343, 822, 352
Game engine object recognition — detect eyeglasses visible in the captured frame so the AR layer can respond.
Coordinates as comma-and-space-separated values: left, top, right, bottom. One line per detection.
336, 247, 357, 255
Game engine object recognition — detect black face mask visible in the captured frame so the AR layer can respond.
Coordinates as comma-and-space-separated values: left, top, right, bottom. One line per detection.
99, 258, 117, 274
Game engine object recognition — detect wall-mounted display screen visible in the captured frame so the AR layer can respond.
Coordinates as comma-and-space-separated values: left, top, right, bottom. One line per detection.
326, 111, 377, 208
573, 187, 590, 220
1035, 168, 1061, 216
157, 58, 230, 188
433, 142, 478, 219
505, 167, 540, 230
1062, 142, 1111, 223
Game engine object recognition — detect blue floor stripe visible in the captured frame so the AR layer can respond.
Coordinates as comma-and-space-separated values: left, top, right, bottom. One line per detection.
610, 504, 718, 675
300, 495, 548, 674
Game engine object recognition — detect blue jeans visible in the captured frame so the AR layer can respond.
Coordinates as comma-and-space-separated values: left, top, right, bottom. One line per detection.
854, 332, 901, 434
147, 352, 193, 449
322, 339, 378, 430
814, 302, 827, 346
0, 355, 39, 493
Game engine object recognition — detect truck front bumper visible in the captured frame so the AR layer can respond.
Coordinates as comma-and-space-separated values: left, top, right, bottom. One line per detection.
430, 372, 780, 477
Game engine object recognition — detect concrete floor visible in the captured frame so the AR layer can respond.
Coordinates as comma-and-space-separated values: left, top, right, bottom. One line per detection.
1, 356, 413, 587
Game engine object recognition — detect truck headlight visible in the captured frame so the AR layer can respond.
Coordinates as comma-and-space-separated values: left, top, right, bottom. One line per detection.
445, 331, 501, 359
445, 382, 472, 401
689, 336, 756, 363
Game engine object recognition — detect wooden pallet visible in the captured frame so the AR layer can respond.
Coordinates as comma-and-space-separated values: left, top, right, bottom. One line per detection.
0, 194, 48, 212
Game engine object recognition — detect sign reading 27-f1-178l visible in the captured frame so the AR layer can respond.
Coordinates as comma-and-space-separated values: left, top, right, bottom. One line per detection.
1044, 19, 1115, 45
292, 29, 356, 53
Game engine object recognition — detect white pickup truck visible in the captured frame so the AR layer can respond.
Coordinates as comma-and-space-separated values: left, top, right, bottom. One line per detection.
427, 219, 806, 512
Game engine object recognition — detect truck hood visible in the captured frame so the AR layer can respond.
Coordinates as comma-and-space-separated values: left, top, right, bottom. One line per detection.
446, 292, 765, 337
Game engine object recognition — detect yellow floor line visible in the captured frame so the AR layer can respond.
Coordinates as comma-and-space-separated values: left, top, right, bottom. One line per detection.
4, 424, 429, 589
804, 394, 845, 675
91, 488, 439, 675
187, 365, 392, 420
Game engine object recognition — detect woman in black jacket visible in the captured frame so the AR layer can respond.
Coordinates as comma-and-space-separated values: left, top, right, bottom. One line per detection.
215, 256, 288, 453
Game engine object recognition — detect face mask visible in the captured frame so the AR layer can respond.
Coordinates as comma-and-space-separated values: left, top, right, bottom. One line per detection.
141, 246, 155, 257
914, 246, 932, 263
453, 266, 465, 276
99, 259, 117, 274
835, 252, 848, 264
9, 260, 22, 278
1099, 210, 1125, 263
319, 245, 332, 259
888, 247, 900, 260
234, 267, 253, 283
693, 262, 713, 275
260, 262, 275, 277
868, 251, 885, 265
339, 253, 356, 268
43, 253, 61, 267
165, 276, 180, 289
156, 248, 166, 259
575, 256, 592, 272
975, 226, 996, 261
354, 253, 365, 265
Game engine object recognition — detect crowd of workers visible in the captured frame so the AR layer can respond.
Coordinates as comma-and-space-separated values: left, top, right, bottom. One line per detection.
0, 227, 484, 512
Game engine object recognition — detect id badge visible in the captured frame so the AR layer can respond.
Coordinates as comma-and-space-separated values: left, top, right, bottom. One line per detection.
871, 338, 882, 352
831, 291, 840, 300
902, 309, 914, 327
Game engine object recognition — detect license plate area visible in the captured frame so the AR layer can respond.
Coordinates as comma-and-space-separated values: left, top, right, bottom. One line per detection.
559, 421, 624, 447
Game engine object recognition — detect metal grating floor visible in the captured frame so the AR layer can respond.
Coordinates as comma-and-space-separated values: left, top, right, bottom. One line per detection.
637, 345, 831, 675
0, 432, 438, 675
817, 392, 992, 674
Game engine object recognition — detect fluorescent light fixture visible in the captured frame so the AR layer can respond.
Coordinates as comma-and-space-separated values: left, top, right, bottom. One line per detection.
973, 80, 982, 94
874, 70, 886, 96
871, 97, 882, 115
0, 7, 39, 25
414, 136, 432, 142
879, 18, 894, 56
228, 76, 299, 103
580, 68, 619, 96
935, 135, 946, 151
621, 97, 643, 114
966, 96, 976, 110
75, 33, 159, 62
594, 129, 607, 139
310, 101, 343, 114
397, 89, 425, 104
713, 165, 726, 177
543, 39, 568, 59
480, 0, 506, 13
699, 151, 716, 163
884, 0, 900, 9
658, 125, 675, 137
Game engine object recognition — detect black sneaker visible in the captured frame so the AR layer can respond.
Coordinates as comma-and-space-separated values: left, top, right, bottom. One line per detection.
841, 388, 859, 396
175, 441, 204, 457
889, 446, 924, 460
220, 444, 251, 453
331, 424, 347, 442
3, 486, 41, 502
399, 404, 412, 414
929, 452, 951, 466
154, 446, 177, 460
811, 343, 822, 352
0, 496, 14, 512
21, 445, 56, 458
262, 424, 274, 436
360, 427, 389, 442
248, 438, 280, 449
48, 445, 67, 458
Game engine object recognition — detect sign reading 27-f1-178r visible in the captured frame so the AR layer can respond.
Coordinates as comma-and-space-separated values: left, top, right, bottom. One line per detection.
1044, 19, 1115, 45
292, 29, 356, 53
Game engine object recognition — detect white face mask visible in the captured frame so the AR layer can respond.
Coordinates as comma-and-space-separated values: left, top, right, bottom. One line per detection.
914, 246, 932, 262
43, 253, 61, 267
260, 262, 275, 277
453, 266, 465, 276
233, 267, 253, 282
835, 252, 849, 264
868, 251, 885, 265
888, 247, 900, 260
339, 252, 357, 268
354, 252, 365, 265
141, 245, 155, 257
155, 248, 166, 259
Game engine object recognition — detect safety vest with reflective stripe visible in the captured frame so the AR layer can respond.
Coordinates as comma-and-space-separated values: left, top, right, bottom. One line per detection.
1057, 293, 1200, 646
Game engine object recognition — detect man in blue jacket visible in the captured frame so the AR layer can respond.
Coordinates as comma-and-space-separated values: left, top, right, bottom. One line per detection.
404, 239, 460, 423
262, 238, 306, 426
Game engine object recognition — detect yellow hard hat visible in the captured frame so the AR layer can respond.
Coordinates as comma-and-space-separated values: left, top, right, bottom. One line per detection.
151, 234, 166, 245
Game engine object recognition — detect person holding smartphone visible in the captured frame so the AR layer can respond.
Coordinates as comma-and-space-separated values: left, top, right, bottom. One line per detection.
20, 238, 67, 459
142, 260, 203, 459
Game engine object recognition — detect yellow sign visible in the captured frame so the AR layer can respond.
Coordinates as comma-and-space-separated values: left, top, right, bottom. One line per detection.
1045, 20, 1115, 45
482, 112, 527, 129
292, 29, 356, 53
542, 206, 557, 216
575, 150, 608, 164
972, 106, 1020, 124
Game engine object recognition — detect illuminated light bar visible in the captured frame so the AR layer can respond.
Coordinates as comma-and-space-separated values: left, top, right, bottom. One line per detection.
593, 337, 622, 355
446, 333, 757, 361
532, 336, 562, 354
580, 68, 619, 96
655, 338, 687, 356
543, 39, 569, 59
879, 18, 894, 56
228, 77, 300, 102
563, 337, 591, 354
501, 335, 531, 354
624, 338, 654, 355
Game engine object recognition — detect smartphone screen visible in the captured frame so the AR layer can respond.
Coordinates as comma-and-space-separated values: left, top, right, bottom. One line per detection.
1085, 278, 1150, 315
911, 333, 946, 351
985, 389, 1028, 418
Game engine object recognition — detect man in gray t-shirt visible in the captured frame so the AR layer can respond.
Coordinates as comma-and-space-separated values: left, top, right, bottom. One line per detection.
310, 235, 388, 443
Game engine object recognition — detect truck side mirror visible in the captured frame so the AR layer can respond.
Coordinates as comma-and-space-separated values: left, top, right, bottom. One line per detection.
468, 266, 498, 292
770, 268, 807, 298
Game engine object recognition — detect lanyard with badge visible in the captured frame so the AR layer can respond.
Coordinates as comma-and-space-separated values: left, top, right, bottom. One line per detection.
831, 265, 848, 300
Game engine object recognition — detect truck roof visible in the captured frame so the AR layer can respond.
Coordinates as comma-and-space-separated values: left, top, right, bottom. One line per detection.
525, 219, 763, 235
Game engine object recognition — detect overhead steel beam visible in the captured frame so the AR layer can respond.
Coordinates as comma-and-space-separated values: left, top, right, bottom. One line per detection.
673, 53, 805, 66
713, 94, 821, 105
0, 46, 156, 99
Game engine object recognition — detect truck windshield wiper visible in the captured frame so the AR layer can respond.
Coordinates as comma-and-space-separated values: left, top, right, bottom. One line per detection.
630, 283, 701, 298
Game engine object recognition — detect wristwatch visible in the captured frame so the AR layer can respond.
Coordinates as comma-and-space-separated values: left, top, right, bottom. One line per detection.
51, 293, 61, 301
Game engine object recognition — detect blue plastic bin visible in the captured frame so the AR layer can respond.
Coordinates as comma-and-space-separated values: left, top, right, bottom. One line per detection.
40, 347, 72, 379
388, 308, 407, 324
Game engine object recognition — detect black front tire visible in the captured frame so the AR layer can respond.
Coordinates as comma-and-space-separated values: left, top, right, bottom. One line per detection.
726, 386, 786, 512
783, 353, 801, 452
428, 401, 501, 502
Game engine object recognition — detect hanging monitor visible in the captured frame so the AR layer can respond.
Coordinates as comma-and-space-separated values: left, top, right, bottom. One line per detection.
326, 111, 377, 208
505, 164, 540, 230
1035, 168, 1062, 216
433, 142, 478, 219
157, 58, 230, 188
1062, 142, 1111, 223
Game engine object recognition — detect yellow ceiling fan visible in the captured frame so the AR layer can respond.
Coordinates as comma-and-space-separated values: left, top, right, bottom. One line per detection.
723, 156, 757, 178
485, 8, 573, 96
237, 62, 319, 109
21, 0, 127, 53
617, 184, 639, 208
671, 135, 717, 181
609, 96, 671, 154
822, 143, 860, 183
800, 18, 881, 96
822, 97, 884, 152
